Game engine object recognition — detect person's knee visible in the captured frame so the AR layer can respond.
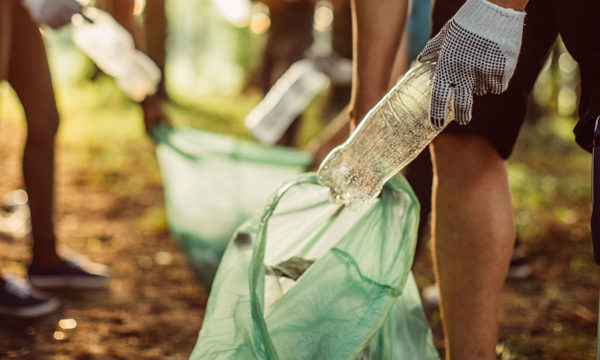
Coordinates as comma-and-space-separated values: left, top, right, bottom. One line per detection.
431, 133, 505, 186
25, 108, 59, 147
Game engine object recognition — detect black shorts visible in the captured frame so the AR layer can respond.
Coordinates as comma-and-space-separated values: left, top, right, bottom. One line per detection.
431, 0, 600, 158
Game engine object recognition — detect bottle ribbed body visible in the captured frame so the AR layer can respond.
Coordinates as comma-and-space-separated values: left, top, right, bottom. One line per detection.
317, 62, 453, 208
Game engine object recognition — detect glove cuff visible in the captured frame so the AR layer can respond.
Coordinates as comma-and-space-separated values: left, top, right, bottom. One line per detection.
454, 0, 526, 45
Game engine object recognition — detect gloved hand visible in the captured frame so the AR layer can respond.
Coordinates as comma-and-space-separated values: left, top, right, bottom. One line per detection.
418, 0, 526, 129
22, 0, 83, 29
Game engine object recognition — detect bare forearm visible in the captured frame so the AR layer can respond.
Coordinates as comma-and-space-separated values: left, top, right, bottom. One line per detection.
349, 0, 409, 128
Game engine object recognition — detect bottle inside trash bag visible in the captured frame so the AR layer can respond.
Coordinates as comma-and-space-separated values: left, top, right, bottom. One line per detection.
245, 59, 330, 145
71, 8, 161, 101
317, 62, 454, 209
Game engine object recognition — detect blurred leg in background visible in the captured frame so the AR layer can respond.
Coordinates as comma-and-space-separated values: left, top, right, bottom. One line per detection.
306, 0, 353, 166
144, 0, 168, 100
0, 1, 57, 320
327, 0, 352, 115
9, 1, 60, 269
252, 0, 315, 147
0, 0, 109, 319
97, 0, 169, 133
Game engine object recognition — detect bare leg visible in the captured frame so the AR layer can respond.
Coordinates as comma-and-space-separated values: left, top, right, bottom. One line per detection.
104, 0, 167, 133
0, 0, 12, 81
109, 0, 146, 49
9, 3, 61, 267
430, 133, 515, 360
327, 1, 352, 116
144, 0, 168, 99
265, 1, 315, 147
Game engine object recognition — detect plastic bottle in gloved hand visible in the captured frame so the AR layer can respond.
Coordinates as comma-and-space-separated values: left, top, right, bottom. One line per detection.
317, 61, 453, 209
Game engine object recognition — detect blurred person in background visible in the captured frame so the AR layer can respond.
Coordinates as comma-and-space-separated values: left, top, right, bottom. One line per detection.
246, 0, 356, 148
249, 0, 316, 146
95, 0, 169, 133
0, 0, 109, 319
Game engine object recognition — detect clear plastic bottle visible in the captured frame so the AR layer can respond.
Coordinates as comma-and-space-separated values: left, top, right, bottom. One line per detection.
245, 59, 330, 145
71, 8, 161, 101
317, 62, 454, 209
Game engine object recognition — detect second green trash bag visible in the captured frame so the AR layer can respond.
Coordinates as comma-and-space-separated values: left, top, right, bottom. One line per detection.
152, 126, 314, 285
190, 173, 439, 359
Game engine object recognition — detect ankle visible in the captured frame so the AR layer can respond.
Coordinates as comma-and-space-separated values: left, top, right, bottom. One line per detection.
30, 255, 64, 269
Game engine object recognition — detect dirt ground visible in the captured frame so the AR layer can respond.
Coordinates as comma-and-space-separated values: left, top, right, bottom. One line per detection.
0, 111, 598, 359
0, 118, 206, 359
414, 232, 600, 360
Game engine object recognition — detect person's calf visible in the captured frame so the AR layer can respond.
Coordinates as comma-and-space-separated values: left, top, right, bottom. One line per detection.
431, 133, 515, 360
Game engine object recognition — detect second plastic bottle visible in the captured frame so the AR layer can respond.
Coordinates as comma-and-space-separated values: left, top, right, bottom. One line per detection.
71, 8, 161, 101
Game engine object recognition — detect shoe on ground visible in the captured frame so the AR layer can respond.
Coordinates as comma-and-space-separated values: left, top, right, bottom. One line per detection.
28, 252, 110, 289
0, 275, 60, 318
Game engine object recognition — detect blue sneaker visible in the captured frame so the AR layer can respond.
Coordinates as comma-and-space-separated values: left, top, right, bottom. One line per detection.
28, 251, 110, 289
0, 275, 60, 318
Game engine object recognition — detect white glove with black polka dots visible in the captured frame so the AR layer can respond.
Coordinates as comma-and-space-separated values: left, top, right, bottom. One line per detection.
418, 0, 526, 129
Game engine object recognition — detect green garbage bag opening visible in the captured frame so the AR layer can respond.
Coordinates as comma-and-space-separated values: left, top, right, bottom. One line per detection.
191, 173, 439, 359
152, 126, 314, 285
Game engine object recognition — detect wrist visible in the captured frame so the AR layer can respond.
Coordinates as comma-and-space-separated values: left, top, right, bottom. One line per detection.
455, 0, 526, 44
486, 0, 528, 11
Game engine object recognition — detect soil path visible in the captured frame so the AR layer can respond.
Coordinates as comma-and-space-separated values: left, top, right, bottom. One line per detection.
0, 114, 598, 359
0, 119, 207, 359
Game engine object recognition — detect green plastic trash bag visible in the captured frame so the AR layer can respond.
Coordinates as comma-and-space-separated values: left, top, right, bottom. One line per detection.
358, 275, 439, 359
152, 126, 313, 285
190, 173, 439, 359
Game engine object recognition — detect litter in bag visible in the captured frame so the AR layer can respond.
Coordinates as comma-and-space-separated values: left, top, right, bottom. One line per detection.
190, 173, 439, 359
152, 126, 313, 285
